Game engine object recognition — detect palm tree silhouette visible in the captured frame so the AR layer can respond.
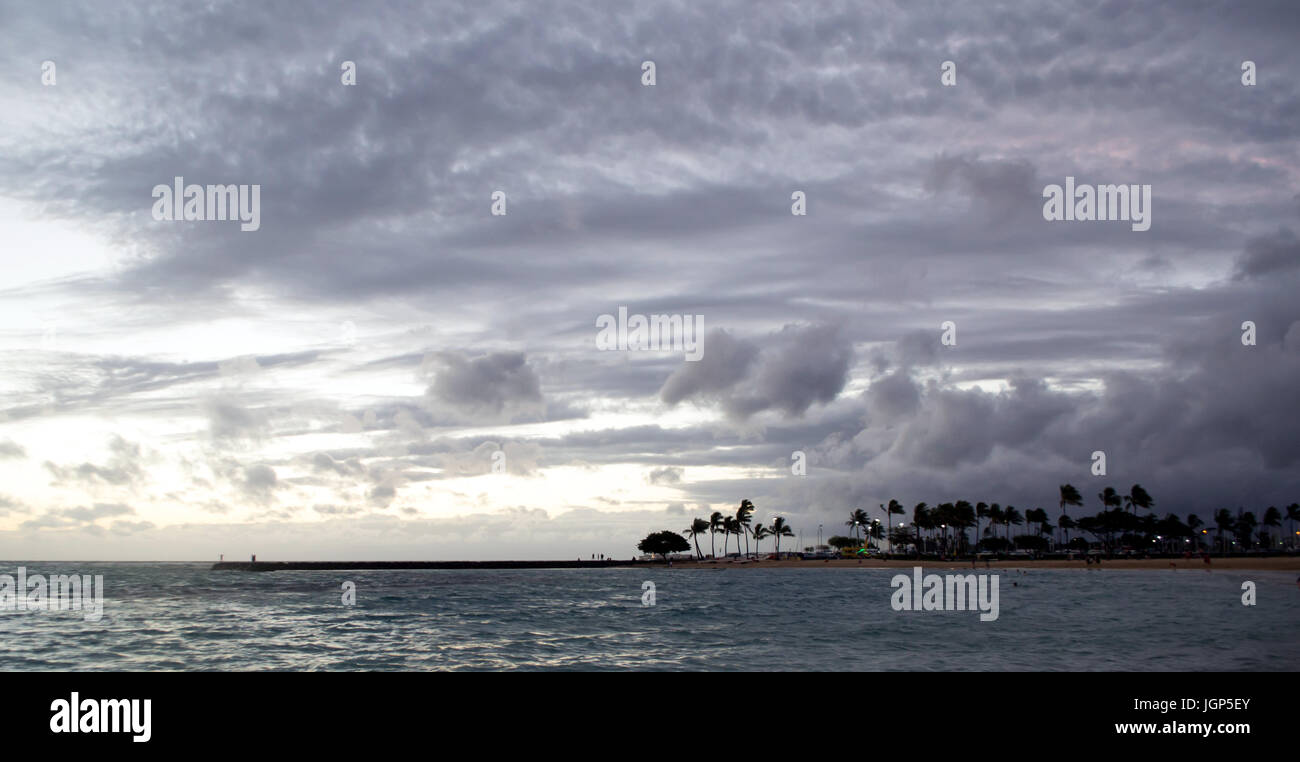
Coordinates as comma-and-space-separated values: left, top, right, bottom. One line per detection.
737, 499, 755, 557
881, 500, 904, 553
934, 502, 955, 554
751, 523, 770, 558
771, 516, 794, 557
1263, 506, 1281, 549
1059, 514, 1077, 550
1004, 506, 1023, 548
1059, 484, 1082, 548
953, 501, 975, 554
1124, 484, 1154, 516
987, 504, 1004, 550
913, 503, 931, 553
1099, 486, 1121, 513
1287, 504, 1300, 549
709, 511, 724, 559
846, 508, 869, 544
1214, 509, 1235, 553
722, 516, 738, 556
684, 517, 710, 560
1236, 510, 1258, 550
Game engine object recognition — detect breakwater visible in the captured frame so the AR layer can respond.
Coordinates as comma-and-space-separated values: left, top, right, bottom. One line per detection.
212, 559, 641, 572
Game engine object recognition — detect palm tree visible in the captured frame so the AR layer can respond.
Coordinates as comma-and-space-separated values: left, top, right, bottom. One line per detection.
974, 502, 988, 551
881, 500, 904, 554
1059, 484, 1082, 547
1098, 486, 1121, 514
1025, 507, 1045, 539
987, 504, 1004, 550
934, 503, 955, 554
1236, 510, 1258, 550
771, 517, 794, 557
1124, 484, 1154, 516
954, 501, 975, 554
865, 519, 884, 549
1059, 515, 1077, 550
1156, 513, 1187, 553
1187, 513, 1203, 550
722, 516, 738, 556
846, 508, 869, 544
737, 499, 755, 557
751, 523, 770, 557
684, 517, 710, 559
1004, 506, 1023, 548
709, 511, 724, 559
1263, 506, 1281, 549
1213, 509, 1235, 553
913, 503, 931, 553
1287, 504, 1300, 549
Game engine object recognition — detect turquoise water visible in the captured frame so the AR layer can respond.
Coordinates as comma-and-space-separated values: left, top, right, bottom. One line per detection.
1, 563, 1296, 670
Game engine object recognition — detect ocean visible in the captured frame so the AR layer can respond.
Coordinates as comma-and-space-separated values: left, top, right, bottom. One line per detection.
2, 563, 1297, 671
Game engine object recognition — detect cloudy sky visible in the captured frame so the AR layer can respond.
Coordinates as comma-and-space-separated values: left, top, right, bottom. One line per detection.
1, 0, 1297, 560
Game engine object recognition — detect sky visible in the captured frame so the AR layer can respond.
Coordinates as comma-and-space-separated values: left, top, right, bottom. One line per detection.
0, 0, 1297, 561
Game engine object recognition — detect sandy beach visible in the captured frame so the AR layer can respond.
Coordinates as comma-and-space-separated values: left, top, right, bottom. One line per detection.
659, 556, 1300, 572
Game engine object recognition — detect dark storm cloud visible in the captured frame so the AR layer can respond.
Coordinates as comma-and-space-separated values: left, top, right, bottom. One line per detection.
661, 324, 852, 420
1233, 227, 1300, 280
426, 351, 543, 414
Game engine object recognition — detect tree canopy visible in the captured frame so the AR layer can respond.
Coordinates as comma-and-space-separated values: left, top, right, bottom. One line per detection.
637, 530, 690, 560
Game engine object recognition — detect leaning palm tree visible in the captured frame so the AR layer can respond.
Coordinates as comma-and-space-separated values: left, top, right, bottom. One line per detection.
1262, 506, 1281, 549
846, 508, 869, 543
953, 501, 975, 554
934, 503, 955, 554
736, 499, 755, 557
881, 500, 904, 554
1059, 484, 1083, 547
912, 503, 931, 553
1058, 514, 1077, 550
708, 511, 724, 559
751, 523, 770, 558
1214, 509, 1235, 553
987, 504, 1005, 550
1004, 506, 1023, 548
1123, 484, 1154, 516
1098, 486, 1121, 514
1236, 510, 1258, 550
722, 516, 739, 556
771, 516, 795, 557
684, 517, 710, 560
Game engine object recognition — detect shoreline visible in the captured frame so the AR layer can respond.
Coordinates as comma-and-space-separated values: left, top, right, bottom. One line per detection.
210, 557, 1300, 572
211, 559, 638, 571
660, 556, 1300, 572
